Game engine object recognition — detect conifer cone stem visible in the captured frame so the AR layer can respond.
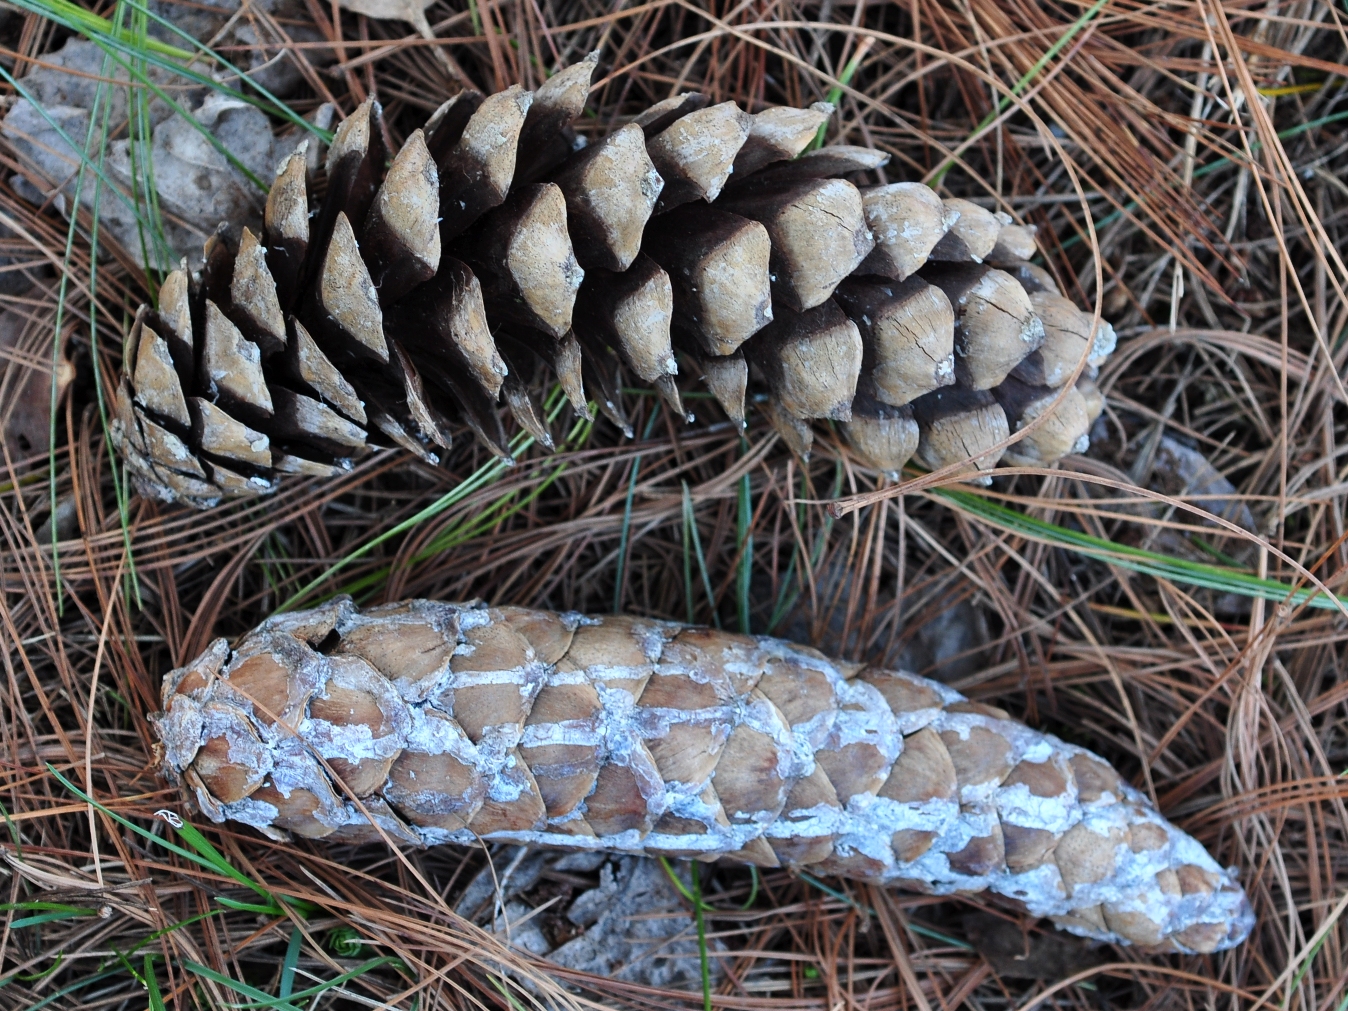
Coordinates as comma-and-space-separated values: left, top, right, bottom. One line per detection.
155, 597, 1254, 954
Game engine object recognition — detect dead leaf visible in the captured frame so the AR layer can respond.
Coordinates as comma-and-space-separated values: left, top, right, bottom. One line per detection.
0, 293, 73, 463
3, 38, 317, 272
1152, 434, 1257, 532
107, 92, 297, 257
337, 0, 436, 37
963, 912, 1105, 981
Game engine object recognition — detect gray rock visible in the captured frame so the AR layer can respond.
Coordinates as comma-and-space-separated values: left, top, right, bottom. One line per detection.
105, 91, 299, 258
454, 846, 550, 922
549, 856, 719, 990
897, 595, 991, 683
11, 37, 145, 116
228, 22, 335, 97
495, 900, 553, 957
145, 0, 267, 47
1151, 435, 1256, 532
561, 861, 619, 928
454, 848, 722, 990
551, 850, 607, 873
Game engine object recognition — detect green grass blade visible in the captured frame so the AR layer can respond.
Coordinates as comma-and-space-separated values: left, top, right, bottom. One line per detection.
932, 487, 1348, 612
243, 957, 400, 1007
331, 453, 576, 603
128, 910, 221, 956
691, 862, 712, 1011
119, 0, 332, 136
326, 926, 367, 958
0, 901, 94, 913
736, 443, 754, 634
18, 952, 64, 983
1059, 109, 1348, 251
613, 408, 662, 613
657, 857, 712, 1011
681, 480, 719, 628
740, 866, 759, 910
21, 0, 193, 57
904, 920, 973, 950
613, 455, 641, 613
183, 960, 296, 1010
658, 856, 696, 903
276, 450, 529, 611
0, 799, 21, 857
2, 901, 99, 931
1282, 925, 1331, 1010
46, 765, 283, 903
125, 0, 173, 284
485, 974, 527, 1011
214, 896, 288, 915
65, 33, 268, 190
9, 909, 100, 929
145, 955, 166, 1011
155, 814, 268, 896
767, 461, 843, 633
12, 0, 326, 136
183, 955, 398, 1010
88, 9, 143, 606
0, 62, 145, 221
798, 871, 870, 916
278, 388, 583, 611
3, 22, 145, 611
809, 38, 872, 151
9, 967, 121, 1010
109, 945, 151, 993
43, 36, 119, 612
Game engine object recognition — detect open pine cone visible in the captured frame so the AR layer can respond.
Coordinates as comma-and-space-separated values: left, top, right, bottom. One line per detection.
154, 597, 1253, 952
113, 54, 1117, 508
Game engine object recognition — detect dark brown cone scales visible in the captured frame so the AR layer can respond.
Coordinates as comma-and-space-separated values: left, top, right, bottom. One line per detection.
112, 58, 1118, 508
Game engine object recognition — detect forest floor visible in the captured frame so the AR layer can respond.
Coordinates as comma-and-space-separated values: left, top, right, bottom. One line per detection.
0, 0, 1346, 1008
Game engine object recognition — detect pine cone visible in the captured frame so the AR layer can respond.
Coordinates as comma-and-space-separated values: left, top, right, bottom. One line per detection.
113, 55, 1118, 508
154, 597, 1252, 953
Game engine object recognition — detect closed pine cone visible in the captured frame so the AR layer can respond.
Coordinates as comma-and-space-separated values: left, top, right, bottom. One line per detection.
113, 55, 1118, 508
155, 596, 1253, 953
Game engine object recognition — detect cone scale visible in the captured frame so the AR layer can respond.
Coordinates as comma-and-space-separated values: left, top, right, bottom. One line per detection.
112, 58, 1117, 507
155, 597, 1254, 953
